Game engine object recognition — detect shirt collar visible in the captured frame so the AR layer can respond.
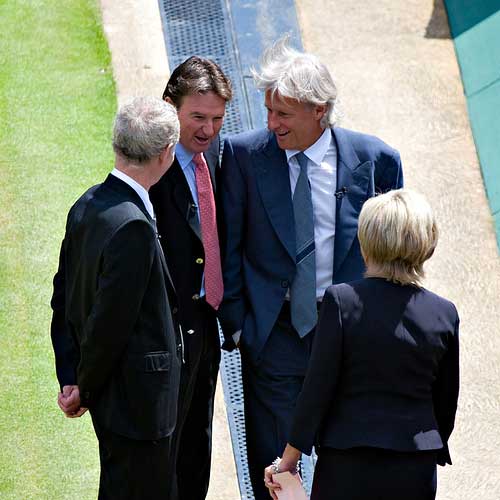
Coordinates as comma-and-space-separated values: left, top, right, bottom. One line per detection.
285, 127, 332, 165
175, 142, 195, 171
110, 168, 155, 219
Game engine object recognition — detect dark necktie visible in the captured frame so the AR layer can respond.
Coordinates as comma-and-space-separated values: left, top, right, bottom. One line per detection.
193, 153, 224, 310
290, 152, 317, 337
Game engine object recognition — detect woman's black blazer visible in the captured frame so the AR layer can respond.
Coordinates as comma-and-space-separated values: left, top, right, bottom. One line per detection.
289, 278, 459, 466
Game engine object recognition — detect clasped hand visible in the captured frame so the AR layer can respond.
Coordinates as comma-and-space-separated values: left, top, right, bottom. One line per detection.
264, 444, 301, 499
58, 385, 88, 418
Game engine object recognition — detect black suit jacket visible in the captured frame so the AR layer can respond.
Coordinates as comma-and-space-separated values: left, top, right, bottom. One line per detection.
149, 140, 221, 355
50, 174, 181, 440
289, 278, 459, 466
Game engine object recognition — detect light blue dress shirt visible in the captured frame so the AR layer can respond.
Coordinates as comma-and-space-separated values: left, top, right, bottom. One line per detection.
175, 143, 201, 222
175, 143, 206, 296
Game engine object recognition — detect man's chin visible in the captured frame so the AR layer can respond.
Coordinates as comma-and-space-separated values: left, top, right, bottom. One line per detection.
193, 139, 211, 151
275, 134, 290, 150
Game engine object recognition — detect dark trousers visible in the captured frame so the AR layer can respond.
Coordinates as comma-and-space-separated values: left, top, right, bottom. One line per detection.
92, 416, 172, 500
242, 304, 315, 500
311, 447, 438, 500
170, 300, 220, 500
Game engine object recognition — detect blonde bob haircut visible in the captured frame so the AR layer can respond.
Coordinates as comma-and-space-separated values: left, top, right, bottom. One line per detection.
358, 189, 438, 286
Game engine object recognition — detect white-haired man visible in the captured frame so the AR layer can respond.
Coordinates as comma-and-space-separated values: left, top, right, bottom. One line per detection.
50, 97, 181, 499
218, 39, 404, 499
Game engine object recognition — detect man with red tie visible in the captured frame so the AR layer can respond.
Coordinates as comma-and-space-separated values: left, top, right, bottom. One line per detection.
149, 56, 232, 500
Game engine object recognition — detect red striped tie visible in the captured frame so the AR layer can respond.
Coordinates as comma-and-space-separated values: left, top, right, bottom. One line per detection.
193, 153, 224, 310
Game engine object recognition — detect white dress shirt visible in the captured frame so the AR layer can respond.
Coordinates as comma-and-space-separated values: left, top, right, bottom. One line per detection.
110, 168, 155, 220
286, 127, 337, 299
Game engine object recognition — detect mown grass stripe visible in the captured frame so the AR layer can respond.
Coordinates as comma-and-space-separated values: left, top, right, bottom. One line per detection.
0, 1, 116, 498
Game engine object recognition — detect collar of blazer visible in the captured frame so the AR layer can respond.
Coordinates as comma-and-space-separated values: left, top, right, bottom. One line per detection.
255, 127, 373, 275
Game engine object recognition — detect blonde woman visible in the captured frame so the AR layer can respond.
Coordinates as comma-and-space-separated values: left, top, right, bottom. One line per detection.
265, 189, 459, 500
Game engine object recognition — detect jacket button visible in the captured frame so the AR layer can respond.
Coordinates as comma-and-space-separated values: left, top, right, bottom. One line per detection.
281, 280, 289, 288
195, 258, 204, 265
187, 329, 195, 335
172, 307, 178, 314
192, 294, 200, 301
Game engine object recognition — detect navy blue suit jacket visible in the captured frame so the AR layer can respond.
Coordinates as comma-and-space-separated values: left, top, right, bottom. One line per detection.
218, 127, 403, 363
289, 279, 459, 466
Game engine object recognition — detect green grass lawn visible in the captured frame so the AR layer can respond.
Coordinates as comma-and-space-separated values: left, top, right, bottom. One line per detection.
0, 1, 116, 498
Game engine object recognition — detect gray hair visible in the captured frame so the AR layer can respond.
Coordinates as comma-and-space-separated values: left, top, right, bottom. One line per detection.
252, 37, 339, 127
112, 97, 180, 164
358, 189, 439, 286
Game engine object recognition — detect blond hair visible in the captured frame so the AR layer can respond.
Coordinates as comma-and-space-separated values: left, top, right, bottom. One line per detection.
358, 189, 438, 286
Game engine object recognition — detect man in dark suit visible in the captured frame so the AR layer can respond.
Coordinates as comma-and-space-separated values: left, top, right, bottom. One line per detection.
218, 39, 404, 499
50, 97, 181, 499
149, 56, 232, 500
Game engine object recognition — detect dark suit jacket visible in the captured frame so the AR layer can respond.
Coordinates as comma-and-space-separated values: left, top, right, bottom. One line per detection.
289, 279, 459, 466
149, 139, 221, 354
218, 127, 403, 362
50, 174, 180, 440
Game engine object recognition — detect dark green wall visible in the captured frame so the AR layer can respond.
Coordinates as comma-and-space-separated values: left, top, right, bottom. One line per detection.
445, 0, 500, 248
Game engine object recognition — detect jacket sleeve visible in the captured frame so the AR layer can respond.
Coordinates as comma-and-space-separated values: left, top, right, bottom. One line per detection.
217, 137, 249, 350
50, 239, 79, 389
78, 220, 156, 407
432, 310, 460, 466
377, 148, 404, 192
288, 286, 344, 455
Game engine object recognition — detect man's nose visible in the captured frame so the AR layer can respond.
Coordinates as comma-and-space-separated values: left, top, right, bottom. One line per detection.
202, 121, 215, 136
267, 112, 279, 131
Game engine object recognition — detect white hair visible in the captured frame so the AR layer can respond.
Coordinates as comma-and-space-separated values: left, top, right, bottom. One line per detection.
113, 97, 180, 164
252, 36, 339, 127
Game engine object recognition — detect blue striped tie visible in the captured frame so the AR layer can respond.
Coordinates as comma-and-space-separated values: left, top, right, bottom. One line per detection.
290, 152, 317, 337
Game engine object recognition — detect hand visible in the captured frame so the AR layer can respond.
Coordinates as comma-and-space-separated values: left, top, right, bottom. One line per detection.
264, 465, 281, 500
57, 385, 88, 418
65, 406, 88, 418
264, 444, 302, 497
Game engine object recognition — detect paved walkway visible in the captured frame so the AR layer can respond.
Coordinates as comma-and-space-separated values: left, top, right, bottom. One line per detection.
100, 1, 500, 499
298, 2, 500, 498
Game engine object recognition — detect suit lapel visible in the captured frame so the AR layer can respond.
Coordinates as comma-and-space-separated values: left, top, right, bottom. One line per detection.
204, 137, 219, 193
104, 175, 177, 293
333, 127, 374, 276
169, 160, 202, 240
255, 133, 295, 261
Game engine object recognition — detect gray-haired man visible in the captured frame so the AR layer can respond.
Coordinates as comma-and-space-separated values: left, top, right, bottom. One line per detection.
50, 97, 181, 499
218, 39, 404, 498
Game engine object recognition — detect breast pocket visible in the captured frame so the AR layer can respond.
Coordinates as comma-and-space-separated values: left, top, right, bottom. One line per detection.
144, 351, 171, 372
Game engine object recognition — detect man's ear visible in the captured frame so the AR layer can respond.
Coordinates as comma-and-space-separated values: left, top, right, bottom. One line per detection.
313, 104, 327, 121
164, 96, 175, 106
160, 143, 174, 161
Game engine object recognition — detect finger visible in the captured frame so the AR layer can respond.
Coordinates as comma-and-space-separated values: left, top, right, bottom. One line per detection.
59, 392, 74, 407
59, 398, 79, 412
65, 407, 87, 418
62, 385, 75, 397
74, 407, 88, 417
63, 391, 79, 405
58, 395, 72, 412
61, 401, 81, 414
264, 479, 281, 491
